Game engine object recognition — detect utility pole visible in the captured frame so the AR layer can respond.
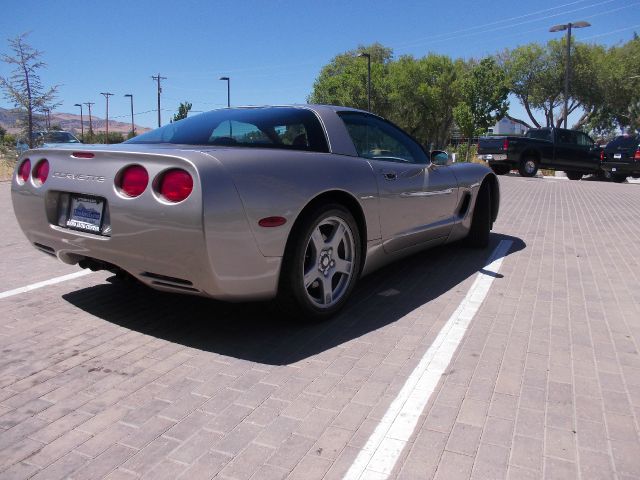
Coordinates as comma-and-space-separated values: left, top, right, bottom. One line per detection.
84, 102, 95, 141
124, 94, 135, 137
100, 92, 114, 144
74, 104, 84, 141
151, 73, 167, 127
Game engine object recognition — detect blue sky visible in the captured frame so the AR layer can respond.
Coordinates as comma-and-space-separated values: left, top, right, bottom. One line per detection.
1, 0, 638, 129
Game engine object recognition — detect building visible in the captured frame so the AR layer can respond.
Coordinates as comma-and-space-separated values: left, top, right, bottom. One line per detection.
488, 117, 528, 135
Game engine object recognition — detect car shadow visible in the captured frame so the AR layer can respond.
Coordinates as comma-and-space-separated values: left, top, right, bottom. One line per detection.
62, 233, 525, 366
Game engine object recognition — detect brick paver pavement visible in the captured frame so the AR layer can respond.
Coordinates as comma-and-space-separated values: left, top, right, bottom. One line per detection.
0, 175, 639, 479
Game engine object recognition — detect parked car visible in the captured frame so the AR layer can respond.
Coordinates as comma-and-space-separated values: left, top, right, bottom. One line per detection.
11, 105, 499, 320
600, 134, 640, 183
16, 130, 81, 155
477, 127, 602, 179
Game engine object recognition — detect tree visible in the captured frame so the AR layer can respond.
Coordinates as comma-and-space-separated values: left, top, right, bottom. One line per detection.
387, 54, 464, 148
0, 33, 59, 148
308, 43, 393, 115
172, 101, 192, 122
453, 58, 509, 160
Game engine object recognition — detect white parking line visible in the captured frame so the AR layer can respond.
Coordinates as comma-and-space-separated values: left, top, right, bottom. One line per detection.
0, 270, 92, 300
344, 239, 513, 480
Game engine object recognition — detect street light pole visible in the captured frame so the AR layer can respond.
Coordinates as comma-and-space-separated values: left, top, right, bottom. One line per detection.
100, 92, 113, 144
124, 94, 135, 138
549, 21, 591, 129
219, 76, 231, 108
74, 103, 84, 142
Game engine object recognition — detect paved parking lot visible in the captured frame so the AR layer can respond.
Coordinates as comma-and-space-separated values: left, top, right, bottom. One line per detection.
0, 175, 639, 480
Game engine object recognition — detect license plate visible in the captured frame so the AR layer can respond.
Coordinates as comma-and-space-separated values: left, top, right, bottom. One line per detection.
482, 154, 506, 161
66, 195, 104, 233
612, 167, 617, 172
614, 153, 622, 159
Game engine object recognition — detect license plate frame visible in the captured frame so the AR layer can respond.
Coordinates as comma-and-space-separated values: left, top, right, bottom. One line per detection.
66, 195, 105, 234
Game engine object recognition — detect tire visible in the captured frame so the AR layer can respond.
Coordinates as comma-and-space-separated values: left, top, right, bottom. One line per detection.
518, 157, 538, 177
277, 203, 361, 321
566, 171, 583, 181
464, 182, 491, 249
491, 165, 510, 175
612, 174, 627, 183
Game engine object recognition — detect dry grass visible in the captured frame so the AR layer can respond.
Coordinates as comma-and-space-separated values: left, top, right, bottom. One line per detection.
0, 148, 17, 181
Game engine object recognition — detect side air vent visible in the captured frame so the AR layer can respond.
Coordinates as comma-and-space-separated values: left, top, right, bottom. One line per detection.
458, 192, 472, 217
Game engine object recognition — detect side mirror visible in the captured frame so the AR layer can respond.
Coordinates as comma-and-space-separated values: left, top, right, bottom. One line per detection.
430, 150, 452, 166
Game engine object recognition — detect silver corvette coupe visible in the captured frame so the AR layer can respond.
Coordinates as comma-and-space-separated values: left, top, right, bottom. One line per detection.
11, 105, 499, 320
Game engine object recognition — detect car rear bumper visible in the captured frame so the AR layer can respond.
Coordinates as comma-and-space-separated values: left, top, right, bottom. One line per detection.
11, 177, 281, 302
601, 161, 640, 176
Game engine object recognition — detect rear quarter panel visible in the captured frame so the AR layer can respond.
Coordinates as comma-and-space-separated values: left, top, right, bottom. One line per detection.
203, 148, 381, 257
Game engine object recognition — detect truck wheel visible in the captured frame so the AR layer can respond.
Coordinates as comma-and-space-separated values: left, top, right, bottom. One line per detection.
518, 157, 538, 177
491, 165, 510, 175
464, 182, 491, 249
611, 174, 627, 183
566, 171, 583, 181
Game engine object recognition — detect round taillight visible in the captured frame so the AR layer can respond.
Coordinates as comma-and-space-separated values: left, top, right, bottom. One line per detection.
33, 159, 49, 186
158, 169, 193, 202
18, 159, 31, 183
118, 165, 148, 197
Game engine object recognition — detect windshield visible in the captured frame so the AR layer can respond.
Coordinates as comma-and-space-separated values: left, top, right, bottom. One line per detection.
42, 132, 80, 143
606, 135, 639, 150
126, 107, 329, 153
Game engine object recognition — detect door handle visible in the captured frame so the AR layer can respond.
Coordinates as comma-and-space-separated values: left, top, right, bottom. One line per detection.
382, 171, 397, 181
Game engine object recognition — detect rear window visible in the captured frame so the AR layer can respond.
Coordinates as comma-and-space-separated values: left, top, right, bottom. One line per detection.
126, 107, 329, 153
526, 129, 552, 141
606, 135, 639, 150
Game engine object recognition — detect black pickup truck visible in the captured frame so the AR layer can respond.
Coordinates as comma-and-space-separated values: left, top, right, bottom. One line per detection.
477, 127, 602, 179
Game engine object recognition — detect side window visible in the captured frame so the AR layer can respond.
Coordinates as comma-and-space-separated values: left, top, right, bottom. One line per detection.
576, 132, 593, 147
556, 130, 577, 145
338, 112, 428, 164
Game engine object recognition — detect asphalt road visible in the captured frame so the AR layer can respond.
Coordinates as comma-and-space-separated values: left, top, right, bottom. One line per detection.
0, 175, 639, 479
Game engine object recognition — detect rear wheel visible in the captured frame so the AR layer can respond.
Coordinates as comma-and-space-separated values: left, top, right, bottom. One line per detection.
491, 164, 510, 175
518, 157, 538, 177
277, 204, 361, 321
566, 171, 583, 181
464, 182, 491, 249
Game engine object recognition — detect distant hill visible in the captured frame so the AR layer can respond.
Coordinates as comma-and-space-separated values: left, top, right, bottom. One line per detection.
0, 107, 151, 136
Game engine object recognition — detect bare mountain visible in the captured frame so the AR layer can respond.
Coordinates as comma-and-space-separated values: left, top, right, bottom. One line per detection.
0, 107, 151, 136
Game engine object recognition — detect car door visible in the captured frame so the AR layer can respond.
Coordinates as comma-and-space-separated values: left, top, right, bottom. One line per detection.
553, 128, 580, 170
575, 131, 600, 170
338, 112, 458, 253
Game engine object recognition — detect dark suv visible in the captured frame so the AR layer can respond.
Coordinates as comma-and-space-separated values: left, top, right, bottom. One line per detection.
601, 134, 640, 183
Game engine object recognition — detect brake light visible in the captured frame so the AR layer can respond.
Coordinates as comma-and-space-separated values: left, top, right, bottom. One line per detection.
502, 139, 509, 150
118, 165, 148, 197
635, 149, 640, 160
33, 159, 49, 185
600, 150, 605, 161
158, 169, 193, 202
18, 159, 31, 183
72, 152, 95, 159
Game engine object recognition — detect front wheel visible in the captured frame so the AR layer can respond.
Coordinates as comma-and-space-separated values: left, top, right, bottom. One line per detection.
518, 157, 538, 177
464, 182, 491, 249
566, 171, 583, 181
277, 204, 361, 321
